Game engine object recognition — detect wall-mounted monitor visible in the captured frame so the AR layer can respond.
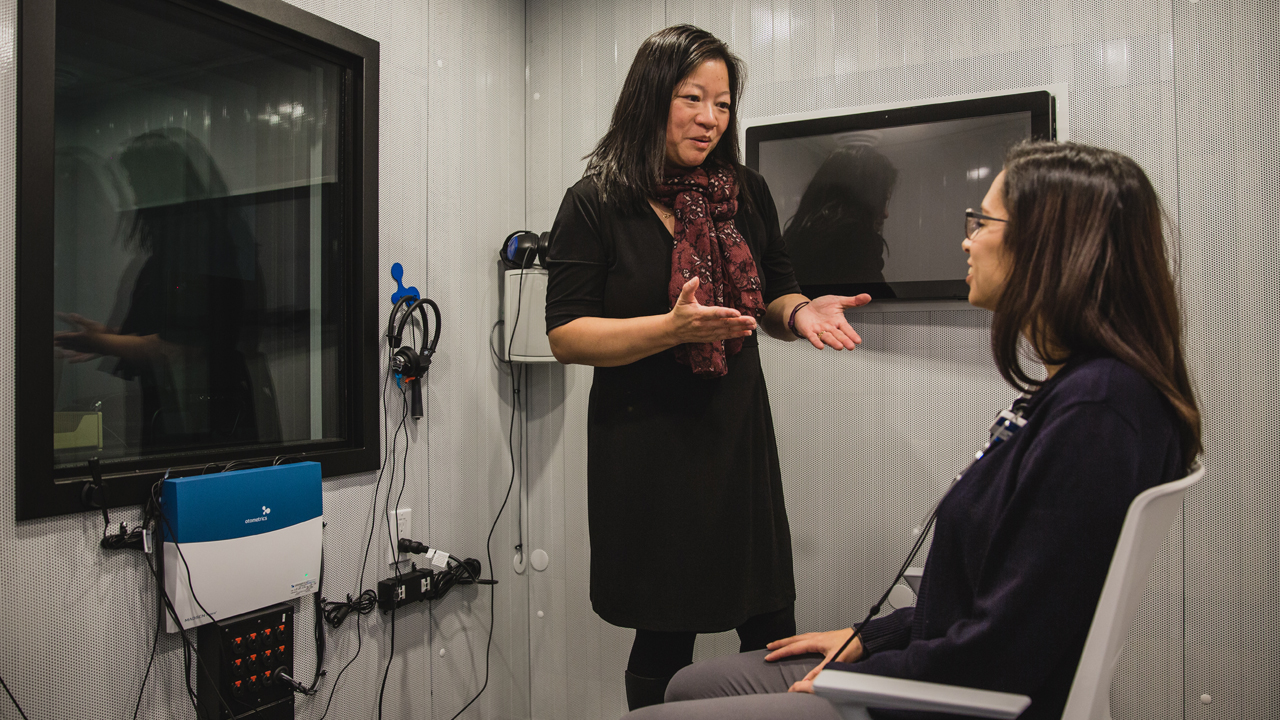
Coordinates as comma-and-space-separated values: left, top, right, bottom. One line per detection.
745, 91, 1056, 301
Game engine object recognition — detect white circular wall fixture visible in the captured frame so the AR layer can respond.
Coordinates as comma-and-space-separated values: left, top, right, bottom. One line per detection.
531, 548, 550, 571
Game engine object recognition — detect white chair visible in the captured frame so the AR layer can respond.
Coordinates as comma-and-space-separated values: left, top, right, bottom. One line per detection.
814, 465, 1205, 720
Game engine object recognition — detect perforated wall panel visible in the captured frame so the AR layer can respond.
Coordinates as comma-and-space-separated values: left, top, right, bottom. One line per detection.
1174, 0, 1280, 717
0, 1, 530, 719
523, 1, 1279, 719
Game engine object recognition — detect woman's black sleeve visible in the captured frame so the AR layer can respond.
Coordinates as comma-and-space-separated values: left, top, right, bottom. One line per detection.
748, 171, 802, 304
853, 607, 915, 657
544, 182, 610, 333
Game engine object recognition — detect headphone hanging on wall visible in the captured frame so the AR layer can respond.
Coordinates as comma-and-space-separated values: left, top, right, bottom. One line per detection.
386, 295, 442, 419
499, 230, 549, 269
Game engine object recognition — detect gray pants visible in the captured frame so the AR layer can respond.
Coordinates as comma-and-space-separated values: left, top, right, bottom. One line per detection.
620, 650, 844, 720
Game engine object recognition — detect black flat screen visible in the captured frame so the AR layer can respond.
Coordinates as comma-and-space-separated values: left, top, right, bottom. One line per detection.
746, 92, 1055, 301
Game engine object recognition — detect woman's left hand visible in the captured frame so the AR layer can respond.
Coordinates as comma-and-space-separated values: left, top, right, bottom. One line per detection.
764, 628, 864, 694
794, 294, 872, 350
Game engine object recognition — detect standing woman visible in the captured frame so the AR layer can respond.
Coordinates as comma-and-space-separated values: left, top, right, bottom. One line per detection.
544, 25, 871, 709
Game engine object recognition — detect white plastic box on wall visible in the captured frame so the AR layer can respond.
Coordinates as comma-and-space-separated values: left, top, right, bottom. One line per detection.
160, 462, 323, 632
502, 268, 557, 363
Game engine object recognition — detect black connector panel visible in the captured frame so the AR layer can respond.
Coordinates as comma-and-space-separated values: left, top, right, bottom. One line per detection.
377, 567, 435, 611
197, 602, 295, 719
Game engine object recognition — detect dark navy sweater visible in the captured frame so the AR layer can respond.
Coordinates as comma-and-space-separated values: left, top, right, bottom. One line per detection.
830, 356, 1184, 720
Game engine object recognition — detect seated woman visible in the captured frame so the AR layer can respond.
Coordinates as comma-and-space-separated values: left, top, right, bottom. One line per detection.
622, 141, 1202, 720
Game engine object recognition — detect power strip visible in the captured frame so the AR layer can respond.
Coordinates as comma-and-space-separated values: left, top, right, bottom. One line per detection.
377, 568, 436, 611
375, 557, 491, 613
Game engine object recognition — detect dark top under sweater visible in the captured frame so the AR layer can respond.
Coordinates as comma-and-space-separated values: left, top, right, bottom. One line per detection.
828, 355, 1184, 720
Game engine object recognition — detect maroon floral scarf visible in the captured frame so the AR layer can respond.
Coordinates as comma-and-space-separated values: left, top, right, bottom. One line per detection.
654, 164, 766, 377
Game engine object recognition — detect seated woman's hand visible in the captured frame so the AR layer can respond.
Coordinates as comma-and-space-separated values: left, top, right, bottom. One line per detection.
668, 276, 758, 344
764, 628, 864, 694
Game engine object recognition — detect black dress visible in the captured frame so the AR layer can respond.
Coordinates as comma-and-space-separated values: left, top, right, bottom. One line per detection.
113, 208, 261, 452
545, 168, 801, 632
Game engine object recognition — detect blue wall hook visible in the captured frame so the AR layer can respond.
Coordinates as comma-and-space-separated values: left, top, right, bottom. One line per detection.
390, 262, 420, 305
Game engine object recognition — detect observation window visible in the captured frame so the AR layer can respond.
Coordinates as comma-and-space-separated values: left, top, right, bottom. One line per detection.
17, 0, 380, 519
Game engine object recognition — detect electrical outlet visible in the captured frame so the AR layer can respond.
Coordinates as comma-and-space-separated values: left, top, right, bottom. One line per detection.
388, 508, 411, 565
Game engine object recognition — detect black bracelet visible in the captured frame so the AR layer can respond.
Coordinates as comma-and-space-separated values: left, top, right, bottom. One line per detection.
787, 301, 810, 339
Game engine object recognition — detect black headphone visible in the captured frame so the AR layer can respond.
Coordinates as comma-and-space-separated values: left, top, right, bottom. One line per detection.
499, 230, 549, 269
386, 295, 441, 419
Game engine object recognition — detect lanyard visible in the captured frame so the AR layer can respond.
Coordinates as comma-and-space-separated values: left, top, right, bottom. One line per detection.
829, 393, 1034, 666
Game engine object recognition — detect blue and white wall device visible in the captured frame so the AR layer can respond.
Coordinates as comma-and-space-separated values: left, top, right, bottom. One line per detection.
160, 462, 323, 632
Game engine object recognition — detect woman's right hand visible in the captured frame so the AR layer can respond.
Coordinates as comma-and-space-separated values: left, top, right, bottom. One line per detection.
548, 277, 758, 367
667, 276, 757, 344
53, 312, 111, 362
764, 628, 863, 694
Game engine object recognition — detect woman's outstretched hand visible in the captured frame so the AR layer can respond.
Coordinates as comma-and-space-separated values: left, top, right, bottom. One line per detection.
793, 294, 872, 350
668, 276, 758, 344
764, 628, 864, 694
53, 312, 112, 362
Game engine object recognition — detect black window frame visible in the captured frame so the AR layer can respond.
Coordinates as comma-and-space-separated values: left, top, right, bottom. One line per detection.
16, 0, 381, 520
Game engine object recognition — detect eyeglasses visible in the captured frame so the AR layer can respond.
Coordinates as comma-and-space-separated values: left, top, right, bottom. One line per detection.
965, 209, 1008, 240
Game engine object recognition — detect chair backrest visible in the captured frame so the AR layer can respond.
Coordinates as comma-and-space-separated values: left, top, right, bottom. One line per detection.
1060, 465, 1205, 720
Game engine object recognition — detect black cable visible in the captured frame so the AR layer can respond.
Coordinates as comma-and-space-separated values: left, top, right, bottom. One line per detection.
450, 334, 525, 720
132, 495, 163, 720
273, 547, 327, 700
378, 313, 431, 719
446, 556, 481, 584
824, 396, 1034, 666
140, 539, 203, 717
317, 335, 403, 720
100, 515, 146, 550
358, 343, 399, 598
321, 591, 378, 628
302, 550, 328, 695
825, 499, 941, 667
377, 385, 411, 720
84, 459, 144, 552
141, 482, 201, 717
132, 606, 161, 720
487, 244, 535, 557
137, 511, 223, 719
315, 588, 378, 720
0, 674, 30, 720
449, 253, 534, 718
148, 480, 265, 720
221, 459, 262, 473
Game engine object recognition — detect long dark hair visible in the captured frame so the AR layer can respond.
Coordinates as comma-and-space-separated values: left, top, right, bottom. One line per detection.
993, 141, 1201, 469
117, 127, 239, 264
584, 25, 746, 208
784, 145, 898, 236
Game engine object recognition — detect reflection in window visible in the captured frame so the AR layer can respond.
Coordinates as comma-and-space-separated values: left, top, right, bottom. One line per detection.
51, 0, 347, 469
